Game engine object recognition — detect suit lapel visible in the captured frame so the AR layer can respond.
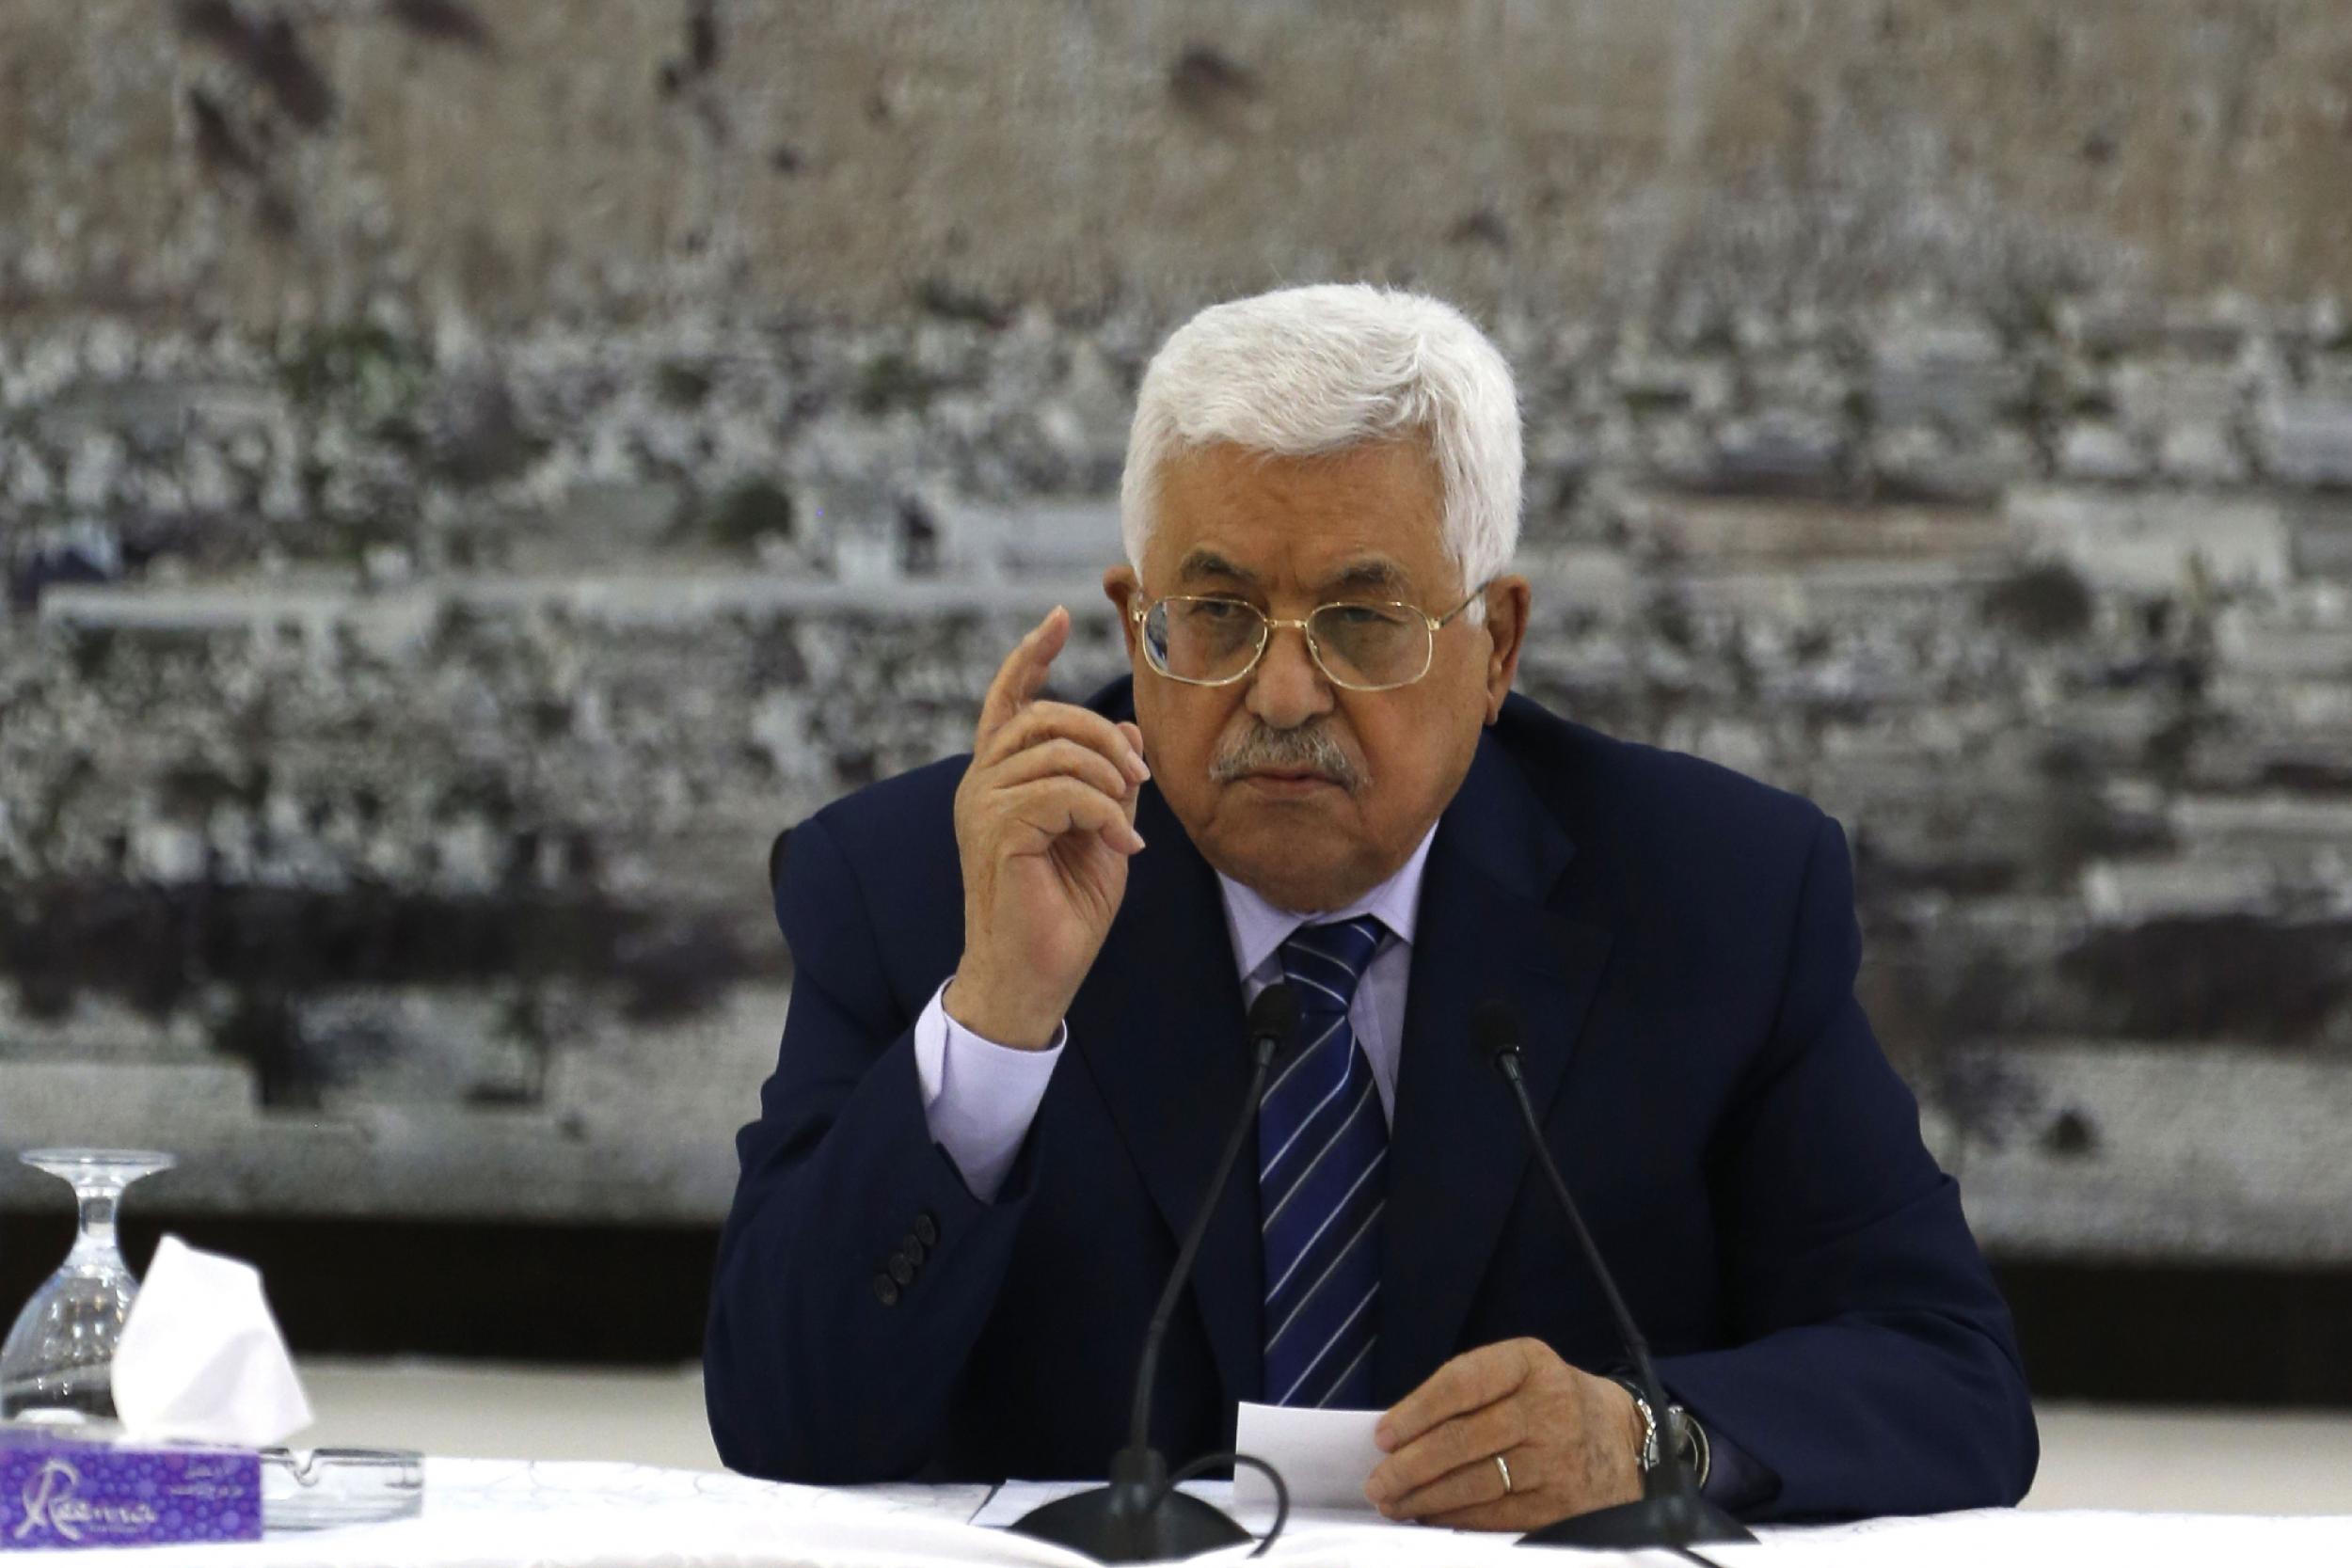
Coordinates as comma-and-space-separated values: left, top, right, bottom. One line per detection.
1067, 780, 1264, 1412
1375, 736, 1614, 1402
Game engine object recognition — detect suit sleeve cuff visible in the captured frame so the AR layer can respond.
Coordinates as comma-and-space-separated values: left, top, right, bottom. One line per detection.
913, 981, 1066, 1202
1692, 1417, 1778, 1515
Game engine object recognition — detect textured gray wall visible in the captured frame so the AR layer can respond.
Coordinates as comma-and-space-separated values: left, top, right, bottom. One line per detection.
3, 1, 2351, 1264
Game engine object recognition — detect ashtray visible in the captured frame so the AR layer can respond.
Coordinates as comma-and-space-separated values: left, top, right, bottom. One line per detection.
260, 1446, 424, 1530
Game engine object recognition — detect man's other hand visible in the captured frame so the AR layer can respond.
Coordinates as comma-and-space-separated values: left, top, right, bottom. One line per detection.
946, 607, 1151, 1050
1365, 1338, 1645, 1530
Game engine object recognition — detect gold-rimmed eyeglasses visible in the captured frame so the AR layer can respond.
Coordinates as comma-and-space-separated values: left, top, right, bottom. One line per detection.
1131, 587, 1487, 692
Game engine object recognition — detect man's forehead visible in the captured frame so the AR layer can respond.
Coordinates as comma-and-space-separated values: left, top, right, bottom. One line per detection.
1173, 546, 1415, 597
1146, 440, 1453, 592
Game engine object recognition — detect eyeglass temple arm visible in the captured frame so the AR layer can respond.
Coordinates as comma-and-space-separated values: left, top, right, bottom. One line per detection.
1432, 579, 1495, 628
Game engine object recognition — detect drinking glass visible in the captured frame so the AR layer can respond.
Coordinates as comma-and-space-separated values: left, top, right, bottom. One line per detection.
0, 1149, 176, 1427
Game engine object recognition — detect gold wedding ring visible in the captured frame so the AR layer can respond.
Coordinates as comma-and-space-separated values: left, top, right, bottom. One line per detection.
1494, 1453, 1514, 1496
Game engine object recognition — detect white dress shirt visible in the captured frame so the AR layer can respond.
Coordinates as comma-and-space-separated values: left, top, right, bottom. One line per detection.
912, 827, 1439, 1201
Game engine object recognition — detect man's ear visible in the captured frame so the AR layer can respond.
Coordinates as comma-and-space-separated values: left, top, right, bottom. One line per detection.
1103, 565, 1143, 663
1481, 575, 1532, 724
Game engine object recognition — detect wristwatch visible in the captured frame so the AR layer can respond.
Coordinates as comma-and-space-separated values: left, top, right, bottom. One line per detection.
1610, 1376, 1711, 1489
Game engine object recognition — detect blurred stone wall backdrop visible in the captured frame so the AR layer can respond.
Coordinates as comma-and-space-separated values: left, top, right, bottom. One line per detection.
3, 0, 2351, 1269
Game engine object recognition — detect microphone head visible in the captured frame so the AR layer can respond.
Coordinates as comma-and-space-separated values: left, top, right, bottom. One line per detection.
1472, 999, 1522, 1071
1246, 982, 1300, 1050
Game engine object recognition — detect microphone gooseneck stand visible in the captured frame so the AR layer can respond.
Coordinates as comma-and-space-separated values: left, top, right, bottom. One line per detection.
1473, 1000, 1755, 1555
1008, 985, 1300, 1562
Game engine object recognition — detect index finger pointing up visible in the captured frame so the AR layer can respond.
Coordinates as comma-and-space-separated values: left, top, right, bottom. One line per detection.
976, 606, 1071, 747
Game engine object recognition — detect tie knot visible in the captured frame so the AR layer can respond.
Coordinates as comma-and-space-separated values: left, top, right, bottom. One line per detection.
1278, 915, 1386, 1013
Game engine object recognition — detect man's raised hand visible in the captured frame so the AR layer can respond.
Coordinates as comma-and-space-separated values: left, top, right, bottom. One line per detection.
946, 608, 1150, 1049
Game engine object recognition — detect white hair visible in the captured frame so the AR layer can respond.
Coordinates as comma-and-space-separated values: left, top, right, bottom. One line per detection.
1119, 283, 1523, 617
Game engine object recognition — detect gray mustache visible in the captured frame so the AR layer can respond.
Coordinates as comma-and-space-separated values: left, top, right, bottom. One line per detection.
1209, 724, 1366, 792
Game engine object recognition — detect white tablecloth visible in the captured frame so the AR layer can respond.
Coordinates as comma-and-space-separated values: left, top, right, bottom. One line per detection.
46, 1458, 2352, 1567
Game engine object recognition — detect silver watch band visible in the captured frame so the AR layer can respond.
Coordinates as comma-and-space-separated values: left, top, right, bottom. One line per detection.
1619, 1381, 1661, 1472
1610, 1377, 1710, 1490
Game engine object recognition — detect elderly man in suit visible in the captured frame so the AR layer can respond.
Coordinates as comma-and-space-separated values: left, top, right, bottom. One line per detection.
705, 284, 2037, 1528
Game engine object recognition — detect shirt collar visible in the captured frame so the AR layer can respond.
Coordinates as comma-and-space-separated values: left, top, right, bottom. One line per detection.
1216, 823, 1438, 980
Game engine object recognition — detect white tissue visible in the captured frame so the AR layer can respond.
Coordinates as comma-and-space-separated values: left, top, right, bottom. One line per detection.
112, 1235, 313, 1447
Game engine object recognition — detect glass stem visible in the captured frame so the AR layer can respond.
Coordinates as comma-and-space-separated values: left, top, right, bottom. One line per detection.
68, 1182, 126, 1264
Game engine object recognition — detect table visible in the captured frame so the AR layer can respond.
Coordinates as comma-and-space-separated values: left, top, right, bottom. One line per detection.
47, 1459, 2352, 1566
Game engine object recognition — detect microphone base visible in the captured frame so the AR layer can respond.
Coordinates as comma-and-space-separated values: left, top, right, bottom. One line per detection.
1006, 1448, 1252, 1563
1517, 1481, 1755, 1552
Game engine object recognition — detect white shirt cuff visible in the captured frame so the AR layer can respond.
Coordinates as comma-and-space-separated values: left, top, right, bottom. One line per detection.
913, 981, 1066, 1202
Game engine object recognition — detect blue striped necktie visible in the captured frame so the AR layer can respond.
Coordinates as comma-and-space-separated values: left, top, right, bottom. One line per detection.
1258, 914, 1388, 1408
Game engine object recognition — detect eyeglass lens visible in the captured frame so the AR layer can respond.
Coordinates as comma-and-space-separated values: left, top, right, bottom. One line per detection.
1144, 599, 1428, 689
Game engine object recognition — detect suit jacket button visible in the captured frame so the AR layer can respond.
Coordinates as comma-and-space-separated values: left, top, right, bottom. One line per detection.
914, 1212, 940, 1247
871, 1274, 900, 1307
887, 1253, 915, 1286
900, 1233, 926, 1265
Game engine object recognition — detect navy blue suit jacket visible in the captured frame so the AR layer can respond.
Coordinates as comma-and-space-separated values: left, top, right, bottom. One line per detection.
706, 682, 2037, 1520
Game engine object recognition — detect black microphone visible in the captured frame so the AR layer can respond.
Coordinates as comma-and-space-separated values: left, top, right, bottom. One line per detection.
1473, 999, 1755, 1552
1009, 984, 1299, 1562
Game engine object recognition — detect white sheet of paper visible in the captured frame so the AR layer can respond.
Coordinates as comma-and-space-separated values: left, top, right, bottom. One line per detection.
1233, 1401, 1386, 1515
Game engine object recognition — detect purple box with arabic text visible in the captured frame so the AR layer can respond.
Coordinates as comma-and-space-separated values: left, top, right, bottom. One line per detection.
0, 1431, 260, 1551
